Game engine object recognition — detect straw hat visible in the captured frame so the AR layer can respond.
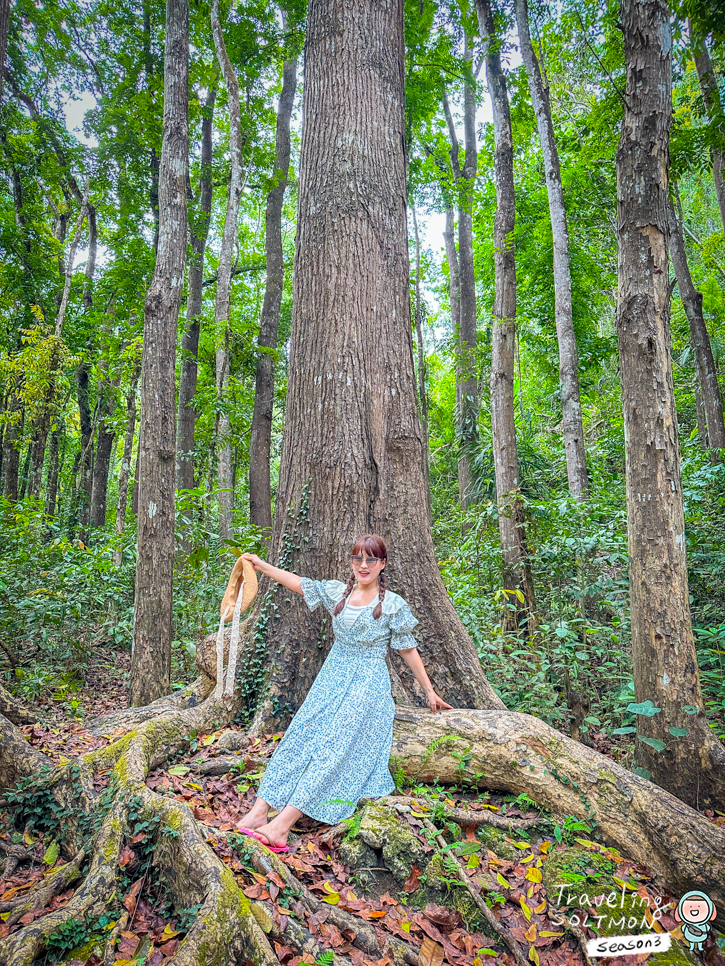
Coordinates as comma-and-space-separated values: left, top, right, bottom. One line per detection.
220, 555, 258, 622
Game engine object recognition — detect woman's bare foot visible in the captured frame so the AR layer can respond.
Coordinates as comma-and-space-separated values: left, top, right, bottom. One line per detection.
238, 801, 270, 830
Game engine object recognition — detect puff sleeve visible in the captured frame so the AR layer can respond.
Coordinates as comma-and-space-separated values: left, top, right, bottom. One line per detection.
300, 577, 347, 615
388, 599, 419, 650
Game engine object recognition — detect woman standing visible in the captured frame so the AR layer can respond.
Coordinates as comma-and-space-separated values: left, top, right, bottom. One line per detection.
236, 534, 452, 853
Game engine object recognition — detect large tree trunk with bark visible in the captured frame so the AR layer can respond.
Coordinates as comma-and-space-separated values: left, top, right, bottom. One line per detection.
130, 0, 189, 706
240, 0, 504, 740
514, 0, 588, 500
475, 0, 537, 630
616, 0, 725, 810
249, 46, 298, 534
211, 0, 245, 545
2, 398, 22, 501
669, 188, 725, 454
176, 87, 216, 494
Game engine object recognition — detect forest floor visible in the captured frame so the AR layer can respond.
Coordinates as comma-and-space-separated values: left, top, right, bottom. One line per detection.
1, 648, 725, 966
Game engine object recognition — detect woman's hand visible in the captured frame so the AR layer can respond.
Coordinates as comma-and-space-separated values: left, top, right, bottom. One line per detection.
242, 553, 265, 571
425, 688, 453, 714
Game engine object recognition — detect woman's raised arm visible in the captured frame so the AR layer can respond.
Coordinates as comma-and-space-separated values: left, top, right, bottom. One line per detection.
242, 553, 303, 595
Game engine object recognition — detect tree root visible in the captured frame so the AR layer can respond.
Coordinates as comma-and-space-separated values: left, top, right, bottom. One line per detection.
255, 898, 351, 966
0, 849, 85, 927
242, 833, 421, 965
84, 674, 215, 737
0, 686, 35, 727
543, 900, 593, 966
368, 795, 552, 831
391, 708, 725, 920
417, 814, 529, 966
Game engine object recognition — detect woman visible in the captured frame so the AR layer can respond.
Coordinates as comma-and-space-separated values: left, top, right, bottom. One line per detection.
236, 534, 452, 853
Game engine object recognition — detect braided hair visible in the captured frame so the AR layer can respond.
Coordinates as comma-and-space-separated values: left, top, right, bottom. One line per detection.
332, 534, 388, 619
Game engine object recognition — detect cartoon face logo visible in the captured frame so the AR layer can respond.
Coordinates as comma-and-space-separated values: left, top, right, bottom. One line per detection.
675, 891, 718, 951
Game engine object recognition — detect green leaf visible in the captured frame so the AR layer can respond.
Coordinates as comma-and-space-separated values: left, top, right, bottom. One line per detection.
669, 727, 689, 737
637, 736, 666, 752
632, 767, 651, 779
611, 727, 636, 735
626, 701, 662, 717
43, 840, 60, 866
683, 706, 698, 715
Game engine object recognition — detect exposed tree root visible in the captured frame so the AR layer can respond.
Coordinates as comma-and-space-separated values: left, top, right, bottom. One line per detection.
372, 795, 552, 831
3, 693, 725, 965
0, 848, 85, 927
391, 708, 725, 919
417, 812, 528, 966
0, 686, 36, 727
84, 673, 216, 737
244, 836, 421, 965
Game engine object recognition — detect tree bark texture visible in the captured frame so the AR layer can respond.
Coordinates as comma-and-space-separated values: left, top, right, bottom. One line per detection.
669, 191, 725, 453
243, 0, 505, 738
616, 0, 725, 809
131, 0, 189, 706
44, 426, 62, 518
176, 86, 216, 493
90, 374, 121, 529
211, 0, 245, 544
115, 361, 141, 565
475, 0, 537, 626
249, 49, 298, 533
691, 29, 725, 234
514, 0, 588, 500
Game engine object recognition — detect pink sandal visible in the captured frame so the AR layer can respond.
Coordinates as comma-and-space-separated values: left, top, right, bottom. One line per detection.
236, 827, 290, 853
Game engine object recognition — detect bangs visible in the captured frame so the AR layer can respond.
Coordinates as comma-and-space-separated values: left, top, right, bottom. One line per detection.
351, 534, 387, 559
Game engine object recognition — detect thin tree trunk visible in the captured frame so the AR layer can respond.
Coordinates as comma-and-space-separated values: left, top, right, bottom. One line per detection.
669, 187, 725, 454
211, 0, 245, 545
411, 203, 431, 523
694, 379, 708, 447
75, 197, 98, 536
176, 86, 216, 494
475, 0, 537, 631
130, 0, 189, 706
90, 410, 116, 528
243, 0, 504, 737
514, 0, 588, 500
0, 0, 9, 102
18, 444, 31, 501
115, 362, 141, 565
691, 26, 725, 234
144, 0, 161, 255
616, 0, 725, 809
249, 45, 298, 534
442, 55, 479, 513
2, 400, 23, 501
45, 426, 61, 518
27, 181, 89, 501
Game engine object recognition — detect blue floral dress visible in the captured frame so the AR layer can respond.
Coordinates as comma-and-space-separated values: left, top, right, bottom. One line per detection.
255, 578, 419, 824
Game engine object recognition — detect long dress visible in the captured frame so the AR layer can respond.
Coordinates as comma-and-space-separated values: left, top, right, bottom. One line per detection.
255, 577, 420, 825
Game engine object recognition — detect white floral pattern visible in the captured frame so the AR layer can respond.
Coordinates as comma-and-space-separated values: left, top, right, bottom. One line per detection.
255, 577, 419, 824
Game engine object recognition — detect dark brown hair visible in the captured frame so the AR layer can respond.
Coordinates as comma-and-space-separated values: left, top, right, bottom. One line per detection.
333, 534, 388, 619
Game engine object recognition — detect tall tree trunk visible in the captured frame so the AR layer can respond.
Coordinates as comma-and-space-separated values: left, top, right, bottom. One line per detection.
249, 46, 298, 534
669, 188, 725, 455
90, 394, 118, 529
211, 0, 244, 545
130, 0, 189, 706
411, 204, 431, 523
243, 0, 504, 738
616, 0, 725, 809
475, 0, 537, 630
115, 361, 141, 565
144, 0, 161, 254
75, 198, 98, 536
28, 183, 88, 501
2, 400, 23, 501
690, 26, 725, 234
45, 425, 62, 518
0, 0, 9, 102
442, 52, 479, 514
176, 86, 216, 494
514, 0, 589, 500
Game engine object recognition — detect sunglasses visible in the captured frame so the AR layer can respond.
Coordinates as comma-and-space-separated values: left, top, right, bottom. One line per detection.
351, 555, 383, 566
